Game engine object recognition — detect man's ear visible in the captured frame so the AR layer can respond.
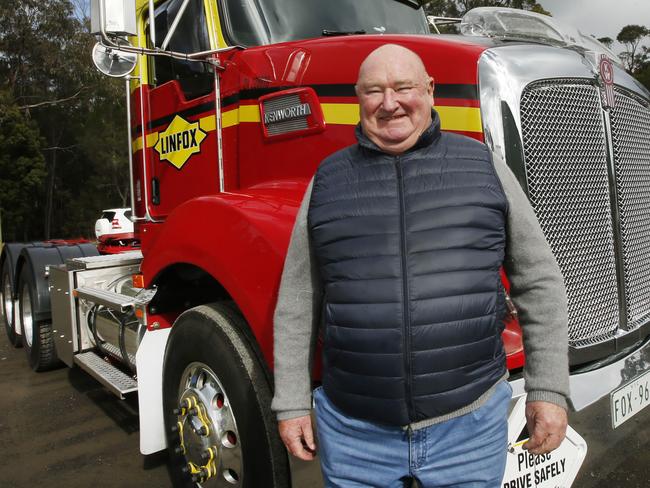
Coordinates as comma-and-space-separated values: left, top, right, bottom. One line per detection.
428, 77, 435, 96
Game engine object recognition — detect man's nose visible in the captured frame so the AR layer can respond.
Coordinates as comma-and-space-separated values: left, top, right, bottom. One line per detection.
381, 89, 399, 111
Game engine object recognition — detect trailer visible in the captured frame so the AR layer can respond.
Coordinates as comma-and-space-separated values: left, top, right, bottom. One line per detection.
2, 1, 650, 486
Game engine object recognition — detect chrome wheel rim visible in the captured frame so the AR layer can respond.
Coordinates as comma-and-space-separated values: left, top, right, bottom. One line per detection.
20, 284, 33, 347
174, 362, 243, 486
2, 276, 12, 324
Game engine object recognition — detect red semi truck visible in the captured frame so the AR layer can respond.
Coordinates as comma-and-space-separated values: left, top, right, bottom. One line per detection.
2, 1, 650, 486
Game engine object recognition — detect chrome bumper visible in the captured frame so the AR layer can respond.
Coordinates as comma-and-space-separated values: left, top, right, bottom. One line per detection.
510, 337, 650, 411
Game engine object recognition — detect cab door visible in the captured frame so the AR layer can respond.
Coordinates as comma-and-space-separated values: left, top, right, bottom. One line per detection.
143, 0, 219, 219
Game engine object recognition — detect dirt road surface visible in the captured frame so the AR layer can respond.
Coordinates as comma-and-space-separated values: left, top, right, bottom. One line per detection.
1, 330, 649, 487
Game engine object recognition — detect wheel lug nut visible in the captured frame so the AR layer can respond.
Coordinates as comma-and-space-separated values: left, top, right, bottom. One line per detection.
172, 408, 181, 415
170, 424, 179, 433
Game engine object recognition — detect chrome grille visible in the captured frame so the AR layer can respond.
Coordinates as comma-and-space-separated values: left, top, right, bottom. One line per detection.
519, 79, 620, 346
262, 94, 309, 136
611, 88, 650, 330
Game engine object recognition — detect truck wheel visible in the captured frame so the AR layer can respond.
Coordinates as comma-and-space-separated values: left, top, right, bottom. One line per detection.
19, 267, 58, 371
1, 259, 21, 347
163, 303, 290, 488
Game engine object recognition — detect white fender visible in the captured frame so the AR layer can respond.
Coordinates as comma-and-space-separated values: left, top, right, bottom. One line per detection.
135, 326, 172, 455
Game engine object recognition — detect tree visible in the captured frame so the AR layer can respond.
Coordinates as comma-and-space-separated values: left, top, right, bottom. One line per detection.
631, 46, 650, 91
597, 36, 614, 49
0, 0, 129, 240
616, 24, 649, 72
0, 92, 47, 242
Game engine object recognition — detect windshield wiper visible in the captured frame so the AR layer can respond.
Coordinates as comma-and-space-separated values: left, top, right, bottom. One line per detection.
322, 29, 366, 37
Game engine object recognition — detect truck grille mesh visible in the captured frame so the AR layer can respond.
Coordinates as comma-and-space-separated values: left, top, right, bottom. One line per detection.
520, 79, 620, 346
610, 88, 650, 330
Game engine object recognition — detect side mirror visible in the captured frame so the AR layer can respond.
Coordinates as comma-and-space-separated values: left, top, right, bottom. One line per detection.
92, 41, 137, 77
90, 0, 137, 37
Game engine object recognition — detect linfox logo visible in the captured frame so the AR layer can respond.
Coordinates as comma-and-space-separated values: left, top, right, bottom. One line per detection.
154, 115, 207, 169
264, 103, 311, 124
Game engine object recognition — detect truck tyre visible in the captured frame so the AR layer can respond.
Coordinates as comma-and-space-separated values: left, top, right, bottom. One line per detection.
18, 266, 59, 371
1, 259, 21, 347
163, 303, 290, 488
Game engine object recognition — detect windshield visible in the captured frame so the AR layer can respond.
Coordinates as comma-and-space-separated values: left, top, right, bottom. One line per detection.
220, 0, 429, 46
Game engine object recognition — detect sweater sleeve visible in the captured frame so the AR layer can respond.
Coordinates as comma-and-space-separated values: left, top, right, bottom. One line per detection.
271, 179, 323, 421
493, 156, 570, 410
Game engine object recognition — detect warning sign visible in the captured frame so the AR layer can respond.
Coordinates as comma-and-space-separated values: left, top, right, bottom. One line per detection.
501, 396, 587, 488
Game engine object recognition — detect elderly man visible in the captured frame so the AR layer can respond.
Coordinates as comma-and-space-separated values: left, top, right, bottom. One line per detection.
272, 44, 569, 487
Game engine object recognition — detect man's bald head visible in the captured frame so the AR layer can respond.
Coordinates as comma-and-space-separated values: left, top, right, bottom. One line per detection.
355, 44, 434, 155
356, 44, 430, 89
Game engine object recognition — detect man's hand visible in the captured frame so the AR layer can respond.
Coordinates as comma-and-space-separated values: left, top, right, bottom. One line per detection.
523, 401, 568, 455
278, 415, 317, 461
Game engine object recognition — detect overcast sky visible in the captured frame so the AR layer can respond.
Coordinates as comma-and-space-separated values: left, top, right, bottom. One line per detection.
541, 0, 650, 53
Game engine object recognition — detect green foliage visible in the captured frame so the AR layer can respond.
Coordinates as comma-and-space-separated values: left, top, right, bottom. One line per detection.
0, 0, 129, 241
616, 25, 650, 73
630, 46, 650, 91
0, 93, 47, 242
598, 37, 614, 49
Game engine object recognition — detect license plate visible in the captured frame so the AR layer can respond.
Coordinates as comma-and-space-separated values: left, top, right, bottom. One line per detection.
610, 369, 650, 428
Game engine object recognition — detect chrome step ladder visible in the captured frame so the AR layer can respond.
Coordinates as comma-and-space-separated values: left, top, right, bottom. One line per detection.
73, 351, 138, 399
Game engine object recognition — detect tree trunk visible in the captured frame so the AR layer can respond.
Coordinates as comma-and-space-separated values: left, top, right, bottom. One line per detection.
44, 148, 57, 240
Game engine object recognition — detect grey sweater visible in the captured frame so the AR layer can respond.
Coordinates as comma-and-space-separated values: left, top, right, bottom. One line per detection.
271, 155, 570, 425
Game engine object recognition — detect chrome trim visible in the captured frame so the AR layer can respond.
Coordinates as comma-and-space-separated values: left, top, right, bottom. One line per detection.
148, 0, 156, 46
211, 60, 225, 193
601, 106, 629, 330
479, 45, 650, 360
20, 283, 34, 348
138, 78, 160, 222
509, 337, 650, 412
570, 338, 650, 411
160, 0, 192, 51
125, 76, 137, 221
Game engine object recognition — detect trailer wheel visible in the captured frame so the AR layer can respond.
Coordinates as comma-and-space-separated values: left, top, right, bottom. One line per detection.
1, 259, 21, 347
18, 266, 58, 371
163, 303, 290, 488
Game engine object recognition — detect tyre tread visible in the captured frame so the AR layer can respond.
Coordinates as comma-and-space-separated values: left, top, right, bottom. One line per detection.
164, 302, 290, 488
34, 322, 58, 371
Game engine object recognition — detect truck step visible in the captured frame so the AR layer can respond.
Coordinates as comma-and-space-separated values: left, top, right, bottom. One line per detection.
66, 250, 143, 271
73, 351, 138, 399
75, 287, 136, 313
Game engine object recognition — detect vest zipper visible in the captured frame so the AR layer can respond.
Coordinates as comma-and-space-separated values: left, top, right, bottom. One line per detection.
396, 157, 415, 420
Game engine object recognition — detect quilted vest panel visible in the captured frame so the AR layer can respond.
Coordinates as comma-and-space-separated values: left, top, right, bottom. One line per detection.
308, 120, 509, 425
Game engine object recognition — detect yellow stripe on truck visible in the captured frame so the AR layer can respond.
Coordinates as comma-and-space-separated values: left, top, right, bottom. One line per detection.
131, 103, 482, 152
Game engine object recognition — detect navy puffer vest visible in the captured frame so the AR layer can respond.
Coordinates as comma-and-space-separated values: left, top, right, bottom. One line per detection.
308, 111, 509, 425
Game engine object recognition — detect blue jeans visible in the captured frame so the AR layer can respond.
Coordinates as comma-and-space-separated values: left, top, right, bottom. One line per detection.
313, 381, 511, 488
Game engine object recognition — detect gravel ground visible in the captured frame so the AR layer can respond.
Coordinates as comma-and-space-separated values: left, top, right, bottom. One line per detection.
1, 329, 649, 488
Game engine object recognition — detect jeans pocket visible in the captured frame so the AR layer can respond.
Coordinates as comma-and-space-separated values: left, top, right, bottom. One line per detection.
471, 381, 511, 421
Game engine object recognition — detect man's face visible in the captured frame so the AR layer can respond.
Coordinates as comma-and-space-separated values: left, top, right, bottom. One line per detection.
356, 48, 434, 155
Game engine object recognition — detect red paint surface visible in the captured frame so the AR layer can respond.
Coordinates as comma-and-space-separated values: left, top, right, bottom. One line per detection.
130, 34, 525, 372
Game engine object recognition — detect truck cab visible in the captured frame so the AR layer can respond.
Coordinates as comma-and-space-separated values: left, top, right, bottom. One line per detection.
2, 1, 649, 486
